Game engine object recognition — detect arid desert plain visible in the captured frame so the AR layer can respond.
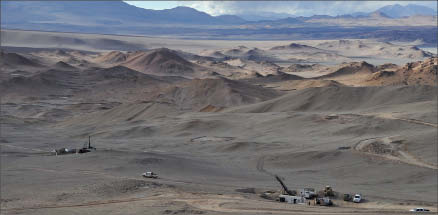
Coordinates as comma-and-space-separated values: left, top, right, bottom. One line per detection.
0, 28, 437, 215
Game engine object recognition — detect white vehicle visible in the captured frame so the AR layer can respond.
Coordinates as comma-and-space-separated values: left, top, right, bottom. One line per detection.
142, 171, 158, 179
300, 188, 316, 199
409, 208, 430, 212
353, 194, 362, 203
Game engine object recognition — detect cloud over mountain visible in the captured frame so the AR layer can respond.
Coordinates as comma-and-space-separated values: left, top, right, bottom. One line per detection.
160, 1, 436, 17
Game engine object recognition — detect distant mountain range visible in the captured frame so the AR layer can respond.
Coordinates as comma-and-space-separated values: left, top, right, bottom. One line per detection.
1, 1, 437, 43
235, 12, 295, 21
1, 1, 246, 25
349, 4, 437, 18
2, 1, 436, 27
240, 4, 437, 21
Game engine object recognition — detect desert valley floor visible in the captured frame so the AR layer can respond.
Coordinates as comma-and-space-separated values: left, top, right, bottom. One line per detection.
0, 30, 437, 215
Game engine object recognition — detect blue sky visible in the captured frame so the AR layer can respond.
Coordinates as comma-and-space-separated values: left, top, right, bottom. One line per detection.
125, 1, 437, 17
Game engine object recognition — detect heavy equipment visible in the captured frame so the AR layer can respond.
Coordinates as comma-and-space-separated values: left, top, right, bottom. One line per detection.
324, 186, 334, 197
315, 197, 333, 206
79, 136, 96, 153
275, 175, 296, 196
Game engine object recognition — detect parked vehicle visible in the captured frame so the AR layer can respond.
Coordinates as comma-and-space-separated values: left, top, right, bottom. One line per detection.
343, 194, 352, 201
409, 208, 430, 212
300, 188, 317, 199
353, 194, 362, 203
142, 171, 158, 178
315, 197, 333, 206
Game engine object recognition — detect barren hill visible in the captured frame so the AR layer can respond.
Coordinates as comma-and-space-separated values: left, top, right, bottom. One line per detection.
270, 43, 321, 52
72, 66, 187, 102
96, 48, 198, 76
122, 48, 195, 75
53, 61, 77, 70
366, 57, 438, 86
0, 69, 80, 101
316, 40, 434, 59
95, 51, 129, 64
0, 51, 42, 68
245, 71, 304, 84
281, 64, 327, 73
320, 61, 376, 78
228, 85, 436, 113
313, 58, 437, 86
1, 65, 184, 102
57, 77, 282, 127
85, 65, 167, 82
155, 77, 281, 111
262, 79, 345, 91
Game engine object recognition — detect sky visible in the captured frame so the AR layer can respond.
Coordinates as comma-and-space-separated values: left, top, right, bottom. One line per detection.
125, 1, 437, 17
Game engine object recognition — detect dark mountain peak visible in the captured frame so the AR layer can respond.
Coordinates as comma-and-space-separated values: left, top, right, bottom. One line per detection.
375, 4, 437, 18
343, 4, 436, 18
384, 4, 403, 9
165, 6, 205, 14
215, 14, 247, 24
309, 15, 333, 19
279, 17, 303, 23
1, 1, 246, 26
369, 11, 391, 18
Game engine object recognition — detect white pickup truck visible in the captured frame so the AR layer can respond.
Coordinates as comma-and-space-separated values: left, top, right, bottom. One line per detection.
410, 208, 430, 212
142, 171, 158, 179
353, 194, 362, 203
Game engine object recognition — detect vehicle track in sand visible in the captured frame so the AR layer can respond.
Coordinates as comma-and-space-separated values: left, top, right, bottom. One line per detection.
353, 137, 437, 170
256, 155, 275, 177
0, 143, 48, 152
365, 113, 437, 128
3, 197, 165, 211
5, 190, 411, 215
2, 150, 429, 214
1, 164, 245, 212
176, 194, 412, 215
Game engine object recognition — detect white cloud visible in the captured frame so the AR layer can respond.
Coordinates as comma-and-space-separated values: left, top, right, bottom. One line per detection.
173, 1, 436, 16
